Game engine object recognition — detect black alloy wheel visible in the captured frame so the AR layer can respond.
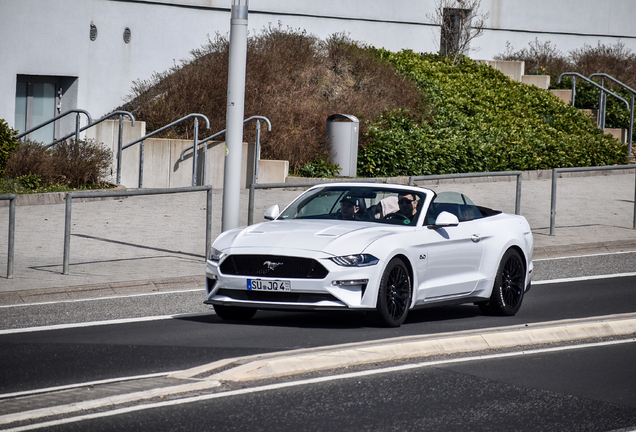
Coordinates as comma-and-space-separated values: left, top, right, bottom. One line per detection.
479, 248, 525, 316
373, 258, 412, 327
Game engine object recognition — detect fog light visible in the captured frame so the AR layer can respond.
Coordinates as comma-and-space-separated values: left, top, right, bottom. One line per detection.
332, 279, 369, 286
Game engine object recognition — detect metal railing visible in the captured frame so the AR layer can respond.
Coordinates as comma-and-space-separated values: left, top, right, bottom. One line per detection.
550, 165, 636, 235
558, 73, 632, 157
588, 73, 635, 156
409, 171, 523, 215
179, 116, 272, 188
0, 194, 16, 279
247, 179, 379, 225
63, 186, 214, 275
121, 114, 211, 188
16, 109, 93, 144
46, 111, 136, 185
45, 110, 135, 148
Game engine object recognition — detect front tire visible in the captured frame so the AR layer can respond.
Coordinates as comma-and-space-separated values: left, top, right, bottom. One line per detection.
479, 249, 525, 316
372, 258, 412, 327
213, 304, 257, 320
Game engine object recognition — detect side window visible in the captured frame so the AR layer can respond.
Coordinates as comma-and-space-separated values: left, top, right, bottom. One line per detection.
426, 192, 483, 224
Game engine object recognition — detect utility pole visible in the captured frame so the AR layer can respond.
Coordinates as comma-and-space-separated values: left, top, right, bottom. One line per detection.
221, 0, 248, 231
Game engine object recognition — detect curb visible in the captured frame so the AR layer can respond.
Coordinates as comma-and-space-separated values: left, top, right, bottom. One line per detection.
0, 184, 127, 207
0, 276, 205, 306
173, 312, 636, 383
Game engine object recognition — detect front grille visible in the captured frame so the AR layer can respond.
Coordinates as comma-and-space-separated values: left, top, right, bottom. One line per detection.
219, 255, 328, 279
216, 288, 338, 303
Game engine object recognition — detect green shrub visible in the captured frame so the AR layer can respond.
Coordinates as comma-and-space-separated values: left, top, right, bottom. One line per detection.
497, 40, 636, 129
297, 157, 340, 178
0, 119, 20, 176
357, 50, 626, 177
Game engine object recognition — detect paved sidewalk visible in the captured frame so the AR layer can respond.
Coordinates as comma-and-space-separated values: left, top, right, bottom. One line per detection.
1, 170, 636, 305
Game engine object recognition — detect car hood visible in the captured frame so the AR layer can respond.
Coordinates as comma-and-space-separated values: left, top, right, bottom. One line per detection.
214, 220, 400, 256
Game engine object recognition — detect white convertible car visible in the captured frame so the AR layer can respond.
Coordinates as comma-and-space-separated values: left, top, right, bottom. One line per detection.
205, 183, 533, 327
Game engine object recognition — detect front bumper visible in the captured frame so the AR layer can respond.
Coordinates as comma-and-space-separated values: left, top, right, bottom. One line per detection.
205, 255, 384, 311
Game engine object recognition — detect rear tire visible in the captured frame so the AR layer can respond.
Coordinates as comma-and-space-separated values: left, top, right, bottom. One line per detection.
372, 258, 412, 327
479, 249, 525, 316
213, 304, 257, 320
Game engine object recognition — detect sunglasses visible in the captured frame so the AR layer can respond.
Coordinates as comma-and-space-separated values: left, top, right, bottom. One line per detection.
398, 198, 415, 205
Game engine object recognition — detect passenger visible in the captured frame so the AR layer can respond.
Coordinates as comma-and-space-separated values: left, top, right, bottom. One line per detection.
338, 197, 361, 220
385, 193, 418, 220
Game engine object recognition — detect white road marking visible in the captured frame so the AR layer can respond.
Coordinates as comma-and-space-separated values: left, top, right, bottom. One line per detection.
5, 338, 636, 432
0, 288, 205, 309
533, 250, 636, 261
0, 312, 213, 335
533, 272, 636, 285
0, 371, 176, 400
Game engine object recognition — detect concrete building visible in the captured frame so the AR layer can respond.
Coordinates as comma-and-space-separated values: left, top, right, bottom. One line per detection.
2, 0, 635, 141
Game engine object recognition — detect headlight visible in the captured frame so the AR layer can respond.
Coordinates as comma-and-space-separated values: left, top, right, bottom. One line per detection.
209, 247, 226, 262
330, 254, 379, 267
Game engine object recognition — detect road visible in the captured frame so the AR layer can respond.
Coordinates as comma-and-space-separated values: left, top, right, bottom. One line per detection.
1, 252, 635, 430
40, 340, 636, 432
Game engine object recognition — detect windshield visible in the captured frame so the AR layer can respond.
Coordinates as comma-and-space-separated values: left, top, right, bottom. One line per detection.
278, 186, 428, 226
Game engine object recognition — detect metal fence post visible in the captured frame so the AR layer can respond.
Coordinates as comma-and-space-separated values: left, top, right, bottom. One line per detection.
8, 196, 15, 279
633, 169, 636, 230
63, 194, 73, 274
75, 113, 81, 143
515, 173, 522, 215
1, 195, 17, 279
206, 187, 213, 256
192, 117, 199, 187
254, 120, 261, 186
117, 114, 124, 185
630, 93, 634, 157
248, 182, 256, 226
550, 168, 558, 236
138, 140, 145, 189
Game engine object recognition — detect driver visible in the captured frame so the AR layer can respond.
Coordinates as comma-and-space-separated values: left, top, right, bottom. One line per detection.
338, 197, 361, 220
385, 193, 418, 220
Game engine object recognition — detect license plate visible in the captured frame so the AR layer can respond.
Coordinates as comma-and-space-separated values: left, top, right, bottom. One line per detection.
247, 279, 291, 291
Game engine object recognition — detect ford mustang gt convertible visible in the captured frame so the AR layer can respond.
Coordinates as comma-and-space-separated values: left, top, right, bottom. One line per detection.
205, 183, 533, 327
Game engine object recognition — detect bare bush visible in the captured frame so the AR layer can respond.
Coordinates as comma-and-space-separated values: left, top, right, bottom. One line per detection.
495, 39, 570, 78
121, 26, 428, 173
496, 39, 636, 89
5, 140, 112, 187
569, 40, 636, 89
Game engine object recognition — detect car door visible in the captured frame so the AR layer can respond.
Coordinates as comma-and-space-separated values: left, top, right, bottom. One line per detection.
418, 192, 485, 301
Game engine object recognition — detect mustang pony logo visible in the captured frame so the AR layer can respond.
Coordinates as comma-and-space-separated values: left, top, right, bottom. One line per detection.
263, 261, 283, 270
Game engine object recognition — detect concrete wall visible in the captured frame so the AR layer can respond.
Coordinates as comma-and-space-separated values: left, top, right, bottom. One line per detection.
2, 0, 635, 135
86, 120, 287, 188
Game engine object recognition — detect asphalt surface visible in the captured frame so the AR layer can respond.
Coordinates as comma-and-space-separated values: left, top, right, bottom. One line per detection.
41, 341, 636, 432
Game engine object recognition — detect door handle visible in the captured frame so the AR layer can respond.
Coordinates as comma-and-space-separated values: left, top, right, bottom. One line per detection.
471, 234, 481, 243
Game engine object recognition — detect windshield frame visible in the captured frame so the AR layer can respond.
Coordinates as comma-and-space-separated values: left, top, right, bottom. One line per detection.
276, 184, 432, 227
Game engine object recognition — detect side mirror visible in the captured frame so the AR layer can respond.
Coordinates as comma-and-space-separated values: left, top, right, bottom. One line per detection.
263, 205, 280, 220
430, 211, 459, 228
